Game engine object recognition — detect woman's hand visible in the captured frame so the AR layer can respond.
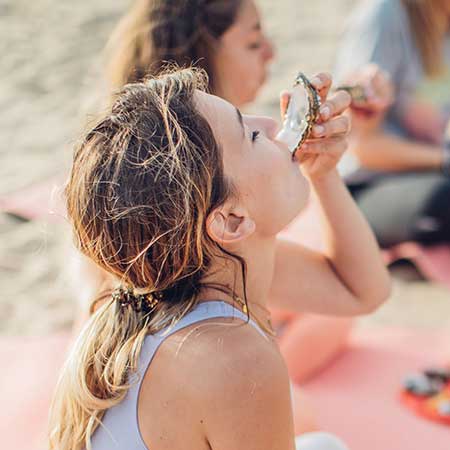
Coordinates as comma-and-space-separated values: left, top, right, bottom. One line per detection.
342, 63, 394, 116
280, 72, 351, 179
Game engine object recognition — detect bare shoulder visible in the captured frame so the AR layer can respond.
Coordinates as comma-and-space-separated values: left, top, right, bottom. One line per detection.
140, 316, 295, 450
186, 316, 289, 393
155, 315, 289, 395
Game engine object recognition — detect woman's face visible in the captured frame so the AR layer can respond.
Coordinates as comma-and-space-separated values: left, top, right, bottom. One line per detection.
213, 0, 275, 107
196, 91, 309, 238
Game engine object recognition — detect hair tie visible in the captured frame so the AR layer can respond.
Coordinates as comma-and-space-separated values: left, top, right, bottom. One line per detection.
112, 286, 159, 313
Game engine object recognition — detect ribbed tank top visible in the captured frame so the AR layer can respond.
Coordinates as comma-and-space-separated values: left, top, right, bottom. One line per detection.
90, 301, 267, 450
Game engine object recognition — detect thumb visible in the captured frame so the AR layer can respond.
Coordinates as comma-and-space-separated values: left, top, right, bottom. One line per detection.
280, 90, 290, 119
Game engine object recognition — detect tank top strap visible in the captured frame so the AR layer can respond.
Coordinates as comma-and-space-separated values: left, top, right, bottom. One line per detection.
155, 300, 263, 338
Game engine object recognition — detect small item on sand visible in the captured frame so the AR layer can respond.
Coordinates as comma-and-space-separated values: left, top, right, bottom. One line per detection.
276, 72, 321, 157
400, 366, 450, 426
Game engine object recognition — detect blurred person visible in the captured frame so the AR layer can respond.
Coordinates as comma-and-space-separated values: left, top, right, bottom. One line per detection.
49, 67, 390, 450
94, 0, 354, 390
333, 0, 450, 424
334, 0, 450, 249
105, 0, 273, 108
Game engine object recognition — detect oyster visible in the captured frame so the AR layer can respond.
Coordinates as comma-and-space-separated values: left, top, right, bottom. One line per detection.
337, 84, 368, 106
276, 72, 321, 157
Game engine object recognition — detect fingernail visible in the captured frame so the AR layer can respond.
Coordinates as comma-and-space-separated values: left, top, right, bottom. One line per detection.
311, 76, 322, 87
320, 105, 330, 119
313, 125, 325, 136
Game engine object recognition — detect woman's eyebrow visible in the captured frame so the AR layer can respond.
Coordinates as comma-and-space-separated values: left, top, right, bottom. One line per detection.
235, 107, 245, 137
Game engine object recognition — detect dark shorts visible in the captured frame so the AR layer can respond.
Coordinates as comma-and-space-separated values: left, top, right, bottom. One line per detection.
346, 171, 450, 248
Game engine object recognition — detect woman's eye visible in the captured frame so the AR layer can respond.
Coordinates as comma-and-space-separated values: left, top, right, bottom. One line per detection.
248, 42, 262, 50
251, 130, 260, 142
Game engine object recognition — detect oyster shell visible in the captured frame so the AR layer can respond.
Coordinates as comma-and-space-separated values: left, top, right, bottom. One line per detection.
337, 84, 368, 106
276, 72, 321, 156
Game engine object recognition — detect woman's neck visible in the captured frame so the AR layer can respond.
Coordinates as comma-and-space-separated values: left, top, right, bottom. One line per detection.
198, 235, 277, 312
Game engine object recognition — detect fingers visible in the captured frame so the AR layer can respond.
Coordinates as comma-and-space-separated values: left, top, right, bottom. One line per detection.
310, 72, 332, 102
318, 90, 351, 121
371, 69, 394, 110
311, 115, 351, 139
300, 136, 348, 156
279, 90, 290, 118
354, 64, 394, 112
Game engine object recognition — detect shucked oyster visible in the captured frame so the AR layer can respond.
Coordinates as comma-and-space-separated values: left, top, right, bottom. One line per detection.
276, 72, 321, 156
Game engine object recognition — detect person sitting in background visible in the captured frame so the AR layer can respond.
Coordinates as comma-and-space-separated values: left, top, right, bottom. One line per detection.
333, 0, 450, 424
49, 67, 390, 450
104, 0, 274, 107
334, 0, 450, 249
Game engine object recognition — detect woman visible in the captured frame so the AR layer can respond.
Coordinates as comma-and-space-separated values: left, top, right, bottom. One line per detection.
334, 0, 450, 248
334, 0, 450, 424
49, 68, 390, 449
98, 0, 353, 386
105, 0, 274, 107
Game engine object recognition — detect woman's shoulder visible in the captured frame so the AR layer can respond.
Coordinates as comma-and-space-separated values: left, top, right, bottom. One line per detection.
350, 0, 407, 30
153, 315, 287, 389
139, 316, 294, 448
141, 314, 290, 412
363, 0, 404, 15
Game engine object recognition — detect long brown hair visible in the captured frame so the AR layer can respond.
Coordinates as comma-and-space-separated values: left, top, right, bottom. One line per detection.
402, 0, 449, 76
48, 68, 245, 450
105, 0, 243, 92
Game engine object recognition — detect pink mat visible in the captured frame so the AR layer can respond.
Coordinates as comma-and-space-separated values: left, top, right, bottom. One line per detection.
2, 329, 449, 450
281, 201, 450, 289
1, 334, 70, 450
300, 328, 450, 449
0, 175, 66, 223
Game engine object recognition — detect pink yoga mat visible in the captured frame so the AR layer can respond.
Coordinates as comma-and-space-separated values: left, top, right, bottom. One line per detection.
0, 175, 66, 223
2, 329, 449, 450
1, 334, 70, 450
300, 328, 450, 449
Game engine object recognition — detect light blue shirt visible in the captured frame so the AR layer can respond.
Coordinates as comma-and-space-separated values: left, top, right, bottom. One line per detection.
334, 0, 450, 177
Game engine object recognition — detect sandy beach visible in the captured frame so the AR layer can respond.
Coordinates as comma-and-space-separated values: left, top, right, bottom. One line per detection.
1, 0, 449, 336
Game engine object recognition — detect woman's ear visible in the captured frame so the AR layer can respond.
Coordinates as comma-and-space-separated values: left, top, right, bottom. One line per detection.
206, 205, 256, 246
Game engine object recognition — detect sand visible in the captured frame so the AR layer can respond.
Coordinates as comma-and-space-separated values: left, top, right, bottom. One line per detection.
1, 0, 449, 335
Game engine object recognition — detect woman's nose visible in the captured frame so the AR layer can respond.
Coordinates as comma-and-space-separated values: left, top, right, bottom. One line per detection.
262, 38, 275, 62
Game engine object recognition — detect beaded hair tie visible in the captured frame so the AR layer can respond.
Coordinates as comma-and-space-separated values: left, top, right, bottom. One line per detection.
112, 286, 159, 313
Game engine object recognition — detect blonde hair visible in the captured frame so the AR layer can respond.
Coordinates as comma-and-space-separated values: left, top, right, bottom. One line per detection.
402, 0, 449, 77
48, 68, 245, 450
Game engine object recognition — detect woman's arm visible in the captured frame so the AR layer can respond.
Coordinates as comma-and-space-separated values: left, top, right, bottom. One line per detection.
270, 74, 391, 316
347, 94, 445, 172
270, 170, 391, 316
340, 64, 445, 172
349, 129, 444, 172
